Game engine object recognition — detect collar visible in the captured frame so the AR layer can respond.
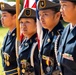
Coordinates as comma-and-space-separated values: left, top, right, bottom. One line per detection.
48, 21, 64, 36
70, 23, 76, 30
8, 28, 16, 36
21, 33, 37, 44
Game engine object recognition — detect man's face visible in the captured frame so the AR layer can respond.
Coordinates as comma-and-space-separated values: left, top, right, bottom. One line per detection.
39, 9, 58, 30
60, 1, 76, 23
1, 11, 14, 28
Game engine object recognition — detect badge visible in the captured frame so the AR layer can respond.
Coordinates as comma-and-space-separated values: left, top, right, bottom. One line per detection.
25, 8, 31, 17
40, 0, 46, 8
63, 53, 74, 61
1, 3, 5, 10
22, 69, 25, 73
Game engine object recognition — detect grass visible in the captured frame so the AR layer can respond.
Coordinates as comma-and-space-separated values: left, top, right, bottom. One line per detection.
0, 26, 8, 75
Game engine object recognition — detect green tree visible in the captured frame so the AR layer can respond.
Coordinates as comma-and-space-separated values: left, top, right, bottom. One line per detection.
7, 0, 23, 4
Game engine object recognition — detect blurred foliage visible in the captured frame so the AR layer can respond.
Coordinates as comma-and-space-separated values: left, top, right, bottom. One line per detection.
0, 26, 8, 75
61, 20, 69, 27
7, 0, 23, 9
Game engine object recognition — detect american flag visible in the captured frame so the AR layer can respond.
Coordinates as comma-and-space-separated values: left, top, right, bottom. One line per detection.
36, 0, 43, 49
23, 0, 36, 8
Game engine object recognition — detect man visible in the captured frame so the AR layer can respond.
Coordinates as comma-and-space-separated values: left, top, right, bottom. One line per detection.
57, 0, 76, 75
38, 0, 64, 75
1, 2, 18, 75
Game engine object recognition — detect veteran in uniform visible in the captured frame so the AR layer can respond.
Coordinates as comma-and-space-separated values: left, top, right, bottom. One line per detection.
57, 0, 76, 75
18, 8, 40, 75
0, 2, 18, 75
38, 0, 64, 75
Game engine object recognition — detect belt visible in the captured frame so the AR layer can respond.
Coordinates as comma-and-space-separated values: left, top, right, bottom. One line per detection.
4, 68, 18, 75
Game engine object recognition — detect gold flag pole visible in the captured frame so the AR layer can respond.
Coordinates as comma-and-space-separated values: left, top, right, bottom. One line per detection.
16, 0, 20, 75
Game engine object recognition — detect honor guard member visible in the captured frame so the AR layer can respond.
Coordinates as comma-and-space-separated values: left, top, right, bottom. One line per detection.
38, 0, 64, 75
1, 2, 18, 75
18, 8, 40, 75
57, 0, 76, 75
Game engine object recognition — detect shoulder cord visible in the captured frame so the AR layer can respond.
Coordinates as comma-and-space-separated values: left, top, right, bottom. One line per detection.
54, 35, 60, 68
54, 35, 63, 75
30, 42, 38, 67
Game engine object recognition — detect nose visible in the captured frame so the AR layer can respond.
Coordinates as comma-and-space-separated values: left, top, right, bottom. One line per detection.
39, 15, 44, 22
1, 17, 4, 21
60, 6, 63, 13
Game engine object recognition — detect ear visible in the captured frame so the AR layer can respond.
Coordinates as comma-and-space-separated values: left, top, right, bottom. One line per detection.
75, 5, 76, 11
13, 14, 16, 19
55, 12, 61, 20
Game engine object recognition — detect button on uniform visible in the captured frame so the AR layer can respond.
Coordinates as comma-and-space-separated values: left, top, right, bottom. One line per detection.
25, 43, 28, 46
47, 38, 51, 43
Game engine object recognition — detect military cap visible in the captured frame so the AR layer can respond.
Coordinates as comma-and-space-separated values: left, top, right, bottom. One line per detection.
0, 2, 16, 11
18, 8, 36, 20
0, 4, 1, 10
38, 0, 60, 10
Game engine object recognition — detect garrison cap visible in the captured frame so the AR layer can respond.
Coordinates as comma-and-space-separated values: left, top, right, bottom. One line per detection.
0, 2, 16, 11
18, 8, 36, 20
38, 0, 60, 10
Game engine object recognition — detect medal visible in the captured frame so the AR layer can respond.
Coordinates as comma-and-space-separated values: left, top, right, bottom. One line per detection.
46, 66, 50, 73
7, 55, 9, 60
4, 55, 6, 59
6, 61, 10, 66
22, 69, 25, 73
4, 60, 7, 64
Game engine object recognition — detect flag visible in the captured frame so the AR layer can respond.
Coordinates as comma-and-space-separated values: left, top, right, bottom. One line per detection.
36, 0, 43, 49
23, 0, 36, 8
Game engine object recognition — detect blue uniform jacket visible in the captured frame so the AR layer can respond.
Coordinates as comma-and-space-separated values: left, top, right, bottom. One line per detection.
18, 33, 40, 75
57, 24, 76, 75
1, 28, 18, 75
40, 21, 64, 75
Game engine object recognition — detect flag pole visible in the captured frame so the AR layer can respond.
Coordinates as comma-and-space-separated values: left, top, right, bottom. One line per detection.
16, 0, 20, 41
16, 0, 20, 75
